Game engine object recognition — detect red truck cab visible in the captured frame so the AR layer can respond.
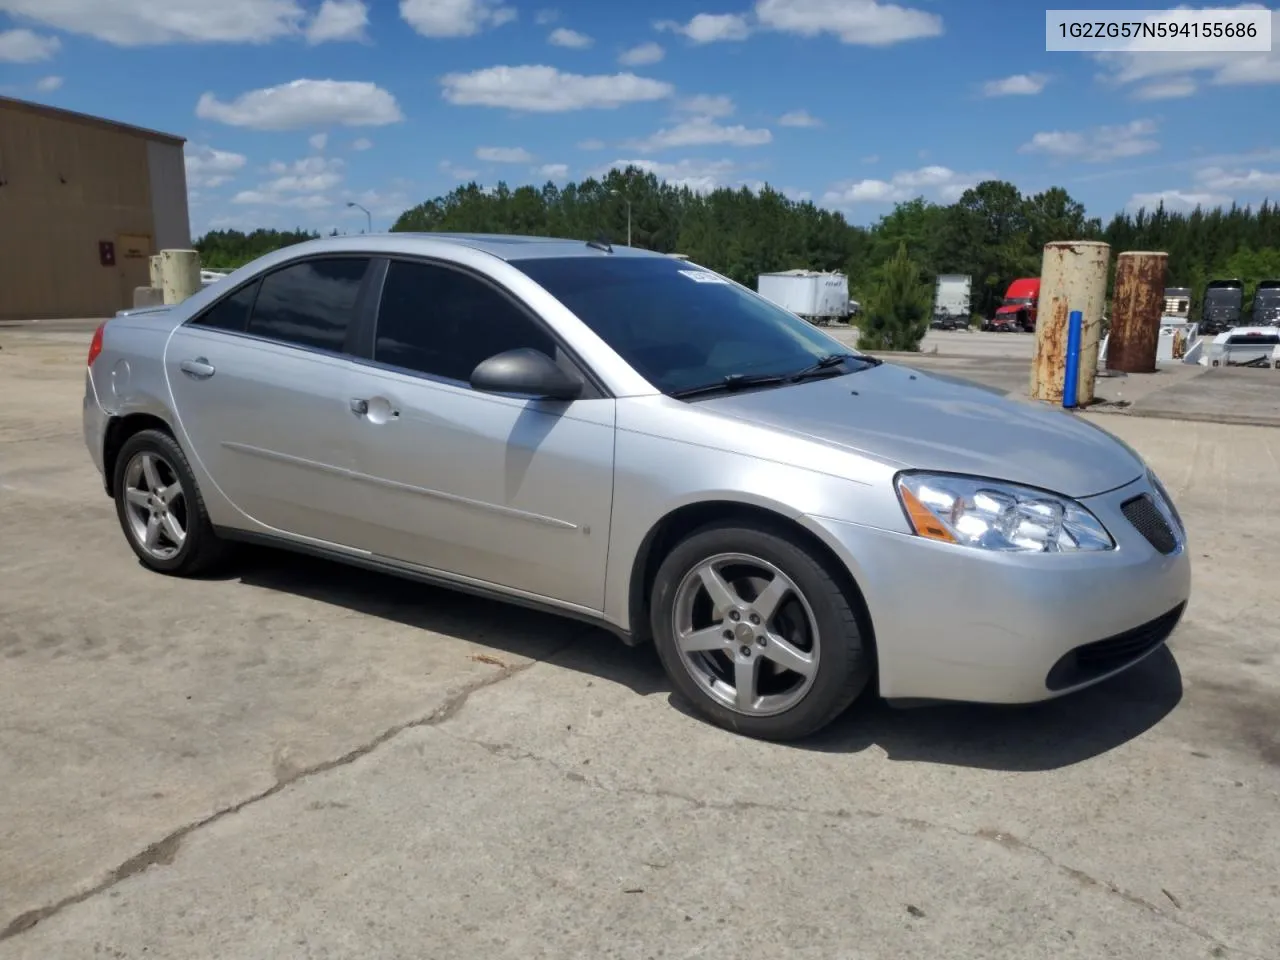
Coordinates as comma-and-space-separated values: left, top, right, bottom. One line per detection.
993, 277, 1040, 332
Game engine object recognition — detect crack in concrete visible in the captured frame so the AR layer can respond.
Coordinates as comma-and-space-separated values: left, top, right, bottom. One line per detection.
443, 732, 1276, 960
0, 635, 582, 943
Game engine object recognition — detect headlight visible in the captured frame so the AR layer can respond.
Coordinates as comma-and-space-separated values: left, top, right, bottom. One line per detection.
896, 472, 1115, 553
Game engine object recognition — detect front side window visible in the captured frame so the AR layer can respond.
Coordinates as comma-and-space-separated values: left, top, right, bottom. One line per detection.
374, 259, 557, 382
512, 256, 859, 395
246, 257, 370, 352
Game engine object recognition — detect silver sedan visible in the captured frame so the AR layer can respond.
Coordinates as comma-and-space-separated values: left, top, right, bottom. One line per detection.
83, 234, 1191, 740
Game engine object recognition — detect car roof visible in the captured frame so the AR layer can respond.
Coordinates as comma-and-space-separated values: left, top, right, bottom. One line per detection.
278, 232, 672, 263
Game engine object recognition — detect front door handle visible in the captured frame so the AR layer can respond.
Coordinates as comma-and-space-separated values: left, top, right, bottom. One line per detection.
180, 358, 215, 379
350, 397, 369, 416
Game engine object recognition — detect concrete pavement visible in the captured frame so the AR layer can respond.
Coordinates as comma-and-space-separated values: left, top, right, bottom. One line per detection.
1, 326, 1278, 959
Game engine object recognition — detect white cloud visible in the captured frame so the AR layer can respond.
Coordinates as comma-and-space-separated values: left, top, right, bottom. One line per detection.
476, 146, 535, 163
549, 26, 592, 48
1019, 119, 1159, 163
619, 41, 664, 65
778, 109, 822, 127
600, 158, 737, 193
981, 73, 1047, 97
1133, 77, 1197, 100
577, 138, 606, 150
232, 190, 332, 209
306, 0, 368, 43
309, 132, 329, 151
783, 186, 812, 201
1094, 8, 1280, 92
823, 165, 980, 205
862, 154, 879, 163
0, 0, 306, 45
754, 0, 943, 46
655, 13, 751, 43
677, 94, 735, 118
441, 65, 674, 111
1195, 167, 1280, 193
439, 159, 480, 180
351, 137, 374, 151
35, 75, 64, 91
196, 79, 404, 130
184, 144, 248, 188
1126, 189, 1231, 212
264, 155, 347, 193
534, 8, 558, 24
630, 116, 772, 151
399, 0, 516, 37
0, 28, 60, 61
537, 163, 569, 178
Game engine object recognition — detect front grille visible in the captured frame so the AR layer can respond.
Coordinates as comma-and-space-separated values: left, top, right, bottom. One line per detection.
1045, 602, 1185, 691
1122, 494, 1178, 555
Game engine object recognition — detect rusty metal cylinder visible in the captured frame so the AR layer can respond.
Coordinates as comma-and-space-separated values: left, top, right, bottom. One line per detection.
1030, 240, 1111, 405
1106, 251, 1168, 373
158, 249, 201, 305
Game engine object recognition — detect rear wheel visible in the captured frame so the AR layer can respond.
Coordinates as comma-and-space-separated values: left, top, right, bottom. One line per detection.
113, 428, 230, 576
650, 522, 871, 741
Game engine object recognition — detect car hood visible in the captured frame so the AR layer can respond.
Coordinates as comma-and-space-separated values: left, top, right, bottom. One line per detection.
696, 362, 1145, 499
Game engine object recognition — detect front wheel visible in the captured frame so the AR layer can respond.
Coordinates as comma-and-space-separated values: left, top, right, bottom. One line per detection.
650, 522, 872, 741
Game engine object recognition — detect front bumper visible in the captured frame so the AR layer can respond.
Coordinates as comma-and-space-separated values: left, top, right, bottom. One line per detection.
809, 474, 1191, 704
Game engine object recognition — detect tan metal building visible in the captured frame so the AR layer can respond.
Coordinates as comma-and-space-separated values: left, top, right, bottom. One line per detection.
0, 95, 190, 321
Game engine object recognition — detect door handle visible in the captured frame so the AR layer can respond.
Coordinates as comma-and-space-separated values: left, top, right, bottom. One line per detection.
350, 397, 369, 416
180, 358, 215, 379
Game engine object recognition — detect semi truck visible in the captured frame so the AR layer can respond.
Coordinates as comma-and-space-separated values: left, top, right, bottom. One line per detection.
756, 269, 850, 325
988, 277, 1040, 332
930, 274, 972, 330
1200, 279, 1244, 334
1251, 280, 1280, 326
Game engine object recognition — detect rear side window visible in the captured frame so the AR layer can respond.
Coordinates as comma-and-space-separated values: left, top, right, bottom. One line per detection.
192, 279, 260, 332
247, 257, 370, 352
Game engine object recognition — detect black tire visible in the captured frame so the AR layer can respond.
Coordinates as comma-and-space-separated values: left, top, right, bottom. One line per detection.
112, 427, 231, 577
650, 520, 872, 741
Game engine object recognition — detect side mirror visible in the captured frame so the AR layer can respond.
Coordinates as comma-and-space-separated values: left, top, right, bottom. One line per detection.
470, 347, 583, 401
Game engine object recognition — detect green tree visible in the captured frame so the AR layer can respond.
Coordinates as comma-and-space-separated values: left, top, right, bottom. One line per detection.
860, 243, 932, 351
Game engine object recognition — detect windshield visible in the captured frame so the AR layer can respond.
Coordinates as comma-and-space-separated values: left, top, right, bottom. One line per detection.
1205, 289, 1243, 307
512, 256, 860, 395
1001, 296, 1034, 306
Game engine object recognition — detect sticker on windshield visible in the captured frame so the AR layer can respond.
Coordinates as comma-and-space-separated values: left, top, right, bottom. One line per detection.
679, 269, 728, 284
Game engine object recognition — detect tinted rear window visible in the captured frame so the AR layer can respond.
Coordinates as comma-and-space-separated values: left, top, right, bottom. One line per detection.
193, 279, 260, 333
247, 257, 370, 352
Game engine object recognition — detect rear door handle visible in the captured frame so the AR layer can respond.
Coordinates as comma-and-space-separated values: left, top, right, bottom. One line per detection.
180, 358, 215, 379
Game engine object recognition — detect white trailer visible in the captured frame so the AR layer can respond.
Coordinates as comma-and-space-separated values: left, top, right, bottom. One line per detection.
931, 274, 972, 329
756, 270, 849, 325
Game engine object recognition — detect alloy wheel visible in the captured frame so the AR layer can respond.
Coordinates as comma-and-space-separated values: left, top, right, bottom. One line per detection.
122, 451, 188, 561
671, 552, 821, 717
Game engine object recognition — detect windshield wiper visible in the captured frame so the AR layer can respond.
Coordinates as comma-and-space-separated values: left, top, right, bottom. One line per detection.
670, 372, 789, 399
788, 352, 880, 383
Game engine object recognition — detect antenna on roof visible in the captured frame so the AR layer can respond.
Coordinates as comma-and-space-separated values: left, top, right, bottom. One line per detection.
585, 234, 613, 254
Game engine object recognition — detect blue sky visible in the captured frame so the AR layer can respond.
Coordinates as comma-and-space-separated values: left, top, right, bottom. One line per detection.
2, 0, 1278, 237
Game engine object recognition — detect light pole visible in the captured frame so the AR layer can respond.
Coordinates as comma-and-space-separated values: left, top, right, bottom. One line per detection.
346, 201, 372, 234
609, 188, 631, 246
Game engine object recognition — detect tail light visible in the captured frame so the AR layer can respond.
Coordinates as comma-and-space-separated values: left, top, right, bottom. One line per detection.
87, 322, 105, 366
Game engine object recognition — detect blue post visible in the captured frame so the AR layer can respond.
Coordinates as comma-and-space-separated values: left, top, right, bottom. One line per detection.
1062, 309, 1083, 409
